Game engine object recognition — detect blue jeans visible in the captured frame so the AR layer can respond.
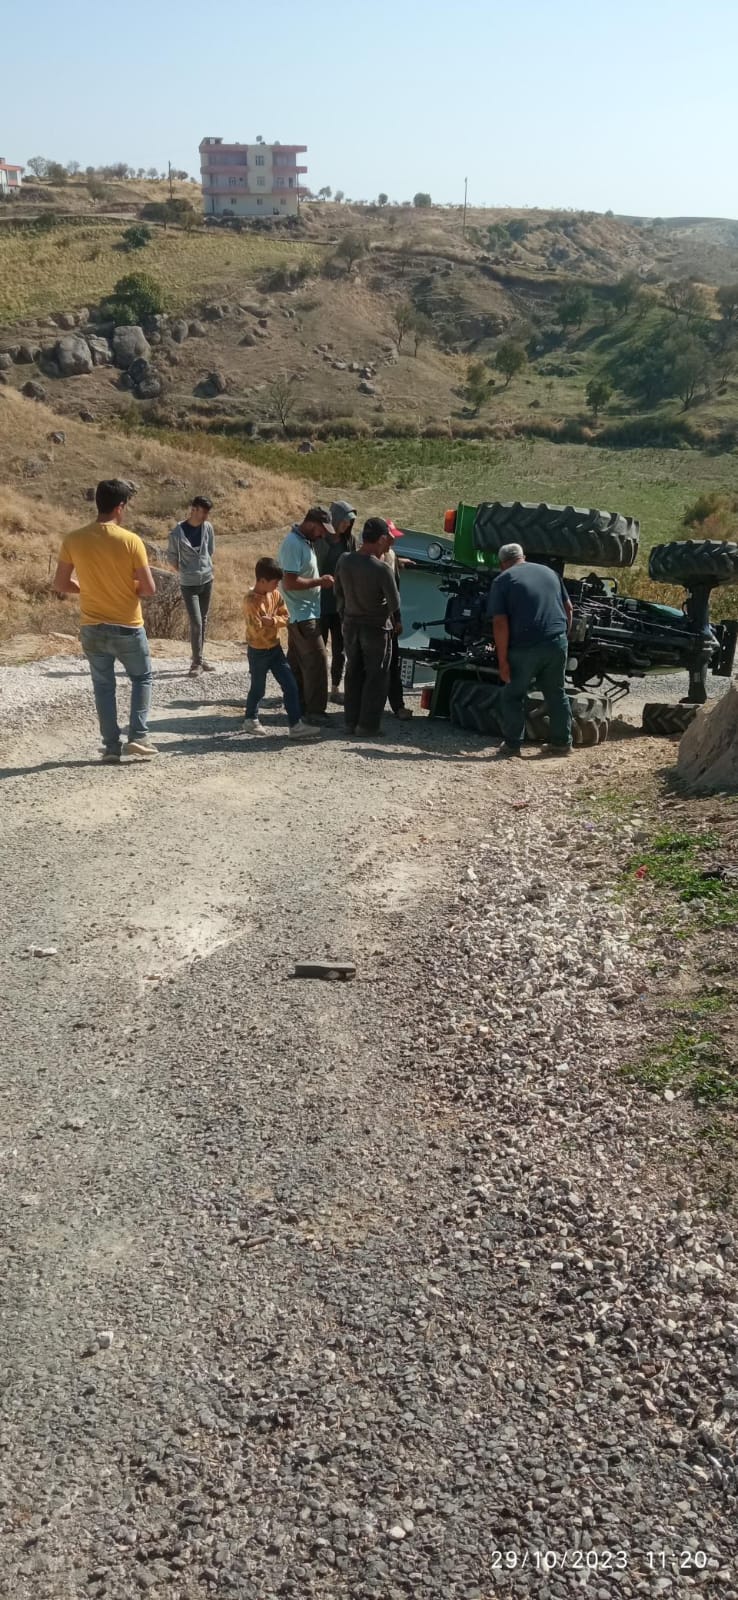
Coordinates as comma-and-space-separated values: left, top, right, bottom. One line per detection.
80, 624, 153, 753
245, 644, 301, 726
501, 633, 572, 749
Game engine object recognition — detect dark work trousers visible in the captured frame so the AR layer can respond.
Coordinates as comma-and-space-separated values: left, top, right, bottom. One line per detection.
387, 631, 406, 715
320, 612, 345, 688
343, 620, 392, 733
286, 619, 329, 714
182, 581, 213, 665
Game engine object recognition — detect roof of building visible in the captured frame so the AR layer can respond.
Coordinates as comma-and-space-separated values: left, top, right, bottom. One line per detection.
0, 161, 24, 172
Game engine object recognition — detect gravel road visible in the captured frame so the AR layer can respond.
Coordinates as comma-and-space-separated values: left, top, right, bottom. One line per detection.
1, 663, 736, 1598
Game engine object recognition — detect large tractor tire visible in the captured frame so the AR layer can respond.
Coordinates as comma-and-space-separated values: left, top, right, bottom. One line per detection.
642, 702, 700, 737
648, 540, 738, 587
449, 682, 611, 746
473, 502, 640, 568
449, 680, 504, 735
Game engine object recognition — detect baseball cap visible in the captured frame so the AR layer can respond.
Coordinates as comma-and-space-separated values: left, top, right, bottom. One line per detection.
305, 505, 335, 531
330, 500, 357, 526
386, 519, 403, 540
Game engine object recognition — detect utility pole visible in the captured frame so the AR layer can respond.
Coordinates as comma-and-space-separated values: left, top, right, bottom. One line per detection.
168, 160, 173, 200
462, 176, 468, 239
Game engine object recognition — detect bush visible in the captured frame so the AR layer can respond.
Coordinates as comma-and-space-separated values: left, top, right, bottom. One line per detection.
142, 578, 185, 640
141, 197, 195, 226
413, 192, 432, 208
122, 224, 153, 251
106, 271, 166, 324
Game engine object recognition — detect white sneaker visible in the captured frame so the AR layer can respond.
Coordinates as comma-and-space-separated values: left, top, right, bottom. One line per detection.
124, 738, 157, 758
289, 720, 319, 739
243, 717, 267, 735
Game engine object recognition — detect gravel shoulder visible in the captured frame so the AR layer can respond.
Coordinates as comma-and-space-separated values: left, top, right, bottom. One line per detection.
0, 664, 736, 1598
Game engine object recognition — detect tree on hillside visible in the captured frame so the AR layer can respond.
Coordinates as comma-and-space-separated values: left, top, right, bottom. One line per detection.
105, 272, 165, 325
66, 160, 81, 176
463, 360, 492, 416
412, 312, 433, 356
585, 376, 612, 419
146, 167, 159, 180
335, 230, 366, 273
391, 301, 415, 350
671, 333, 712, 409
46, 162, 68, 186
317, 185, 332, 200
27, 156, 49, 178
87, 178, 107, 202
717, 284, 738, 337
664, 280, 707, 324
267, 372, 299, 432
334, 190, 345, 204
611, 272, 639, 316
377, 192, 389, 207
413, 192, 432, 208
495, 338, 528, 387
558, 285, 590, 329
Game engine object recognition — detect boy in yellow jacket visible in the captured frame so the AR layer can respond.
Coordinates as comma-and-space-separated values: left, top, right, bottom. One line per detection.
243, 558, 316, 738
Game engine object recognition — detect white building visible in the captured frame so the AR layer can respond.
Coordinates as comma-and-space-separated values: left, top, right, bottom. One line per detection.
199, 138, 307, 218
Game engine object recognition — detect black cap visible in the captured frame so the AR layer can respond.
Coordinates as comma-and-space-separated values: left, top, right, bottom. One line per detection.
305, 505, 334, 529
362, 516, 390, 543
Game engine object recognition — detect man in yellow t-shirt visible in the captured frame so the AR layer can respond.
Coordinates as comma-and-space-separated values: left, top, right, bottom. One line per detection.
53, 479, 158, 763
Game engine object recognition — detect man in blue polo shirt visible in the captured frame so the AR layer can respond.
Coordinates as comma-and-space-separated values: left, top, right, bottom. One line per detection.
487, 542, 573, 757
278, 506, 336, 722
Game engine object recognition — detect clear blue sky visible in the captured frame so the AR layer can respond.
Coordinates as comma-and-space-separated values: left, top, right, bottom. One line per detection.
3, 0, 736, 216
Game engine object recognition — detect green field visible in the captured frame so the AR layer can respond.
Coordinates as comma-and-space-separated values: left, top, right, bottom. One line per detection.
0, 223, 322, 323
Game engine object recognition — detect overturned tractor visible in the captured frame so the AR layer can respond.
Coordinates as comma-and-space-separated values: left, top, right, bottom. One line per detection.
397, 502, 738, 746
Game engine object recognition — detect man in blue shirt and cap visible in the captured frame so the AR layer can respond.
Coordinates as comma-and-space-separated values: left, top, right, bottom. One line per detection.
487, 542, 573, 757
278, 506, 336, 723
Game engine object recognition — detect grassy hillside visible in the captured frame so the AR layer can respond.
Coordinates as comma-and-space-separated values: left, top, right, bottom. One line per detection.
0, 222, 322, 323
0, 389, 308, 642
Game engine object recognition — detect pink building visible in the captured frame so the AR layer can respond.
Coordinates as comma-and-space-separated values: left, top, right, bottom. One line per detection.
199, 137, 307, 218
0, 159, 23, 194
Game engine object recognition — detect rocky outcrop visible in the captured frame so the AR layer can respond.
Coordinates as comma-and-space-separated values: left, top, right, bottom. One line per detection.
87, 335, 112, 366
112, 325, 151, 370
676, 685, 738, 792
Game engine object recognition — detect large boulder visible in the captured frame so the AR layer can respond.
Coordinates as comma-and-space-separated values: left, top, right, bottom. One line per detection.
128, 355, 154, 386
55, 335, 94, 378
676, 685, 738, 792
112, 325, 151, 370
87, 335, 112, 366
135, 374, 163, 400
53, 311, 78, 330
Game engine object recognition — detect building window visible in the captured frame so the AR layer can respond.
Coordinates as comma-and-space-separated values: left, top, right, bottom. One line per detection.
256, 198, 263, 206
256, 177, 266, 187
255, 154, 265, 166
228, 177, 237, 186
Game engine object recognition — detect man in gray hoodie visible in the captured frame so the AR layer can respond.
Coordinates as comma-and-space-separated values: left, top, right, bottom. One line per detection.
168, 496, 215, 676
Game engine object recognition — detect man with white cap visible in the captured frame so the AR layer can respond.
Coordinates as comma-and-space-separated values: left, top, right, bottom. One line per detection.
316, 500, 357, 704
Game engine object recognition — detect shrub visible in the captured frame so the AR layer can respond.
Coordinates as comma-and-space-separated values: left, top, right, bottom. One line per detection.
413, 192, 432, 208
142, 579, 185, 640
106, 271, 166, 324
122, 224, 153, 251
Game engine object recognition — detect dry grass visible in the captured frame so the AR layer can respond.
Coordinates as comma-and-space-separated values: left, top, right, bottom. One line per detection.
0, 222, 322, 323
0, 389, 309, 641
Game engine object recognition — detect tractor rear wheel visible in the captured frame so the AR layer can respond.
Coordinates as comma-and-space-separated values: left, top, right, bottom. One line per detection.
448, 680, 503, 735
472, 502, 640, 568
648, 539, 738, 586
642, 701, 700, 737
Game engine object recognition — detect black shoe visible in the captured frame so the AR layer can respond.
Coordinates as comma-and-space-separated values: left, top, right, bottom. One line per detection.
495, 743, 523, 759
101, 749, 121, 765
541, 743, 573, 758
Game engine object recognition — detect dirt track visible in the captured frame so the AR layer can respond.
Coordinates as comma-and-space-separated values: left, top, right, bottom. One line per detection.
1, 665, 736, 1598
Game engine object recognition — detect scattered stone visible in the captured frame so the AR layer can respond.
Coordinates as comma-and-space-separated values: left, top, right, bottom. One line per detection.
53, 311, 78, 330
136, 375, 163, 400
21, 380, 47, 401
358, 379, 378, 395
297, 440, 315, 454
0, 352, 13, 371
188, 320, 207, 337
86, 335, 112, 366
48, 431, 66, 445
171, 319, 189, 344
239, 332, 257, 347
14, 343, 40, 365
79, 408, 95, 422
